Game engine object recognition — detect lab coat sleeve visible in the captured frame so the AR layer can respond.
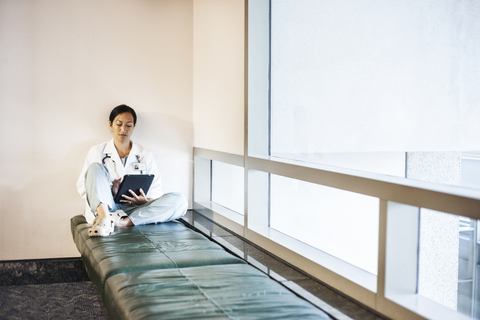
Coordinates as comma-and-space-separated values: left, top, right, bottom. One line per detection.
145, 150, 164, 199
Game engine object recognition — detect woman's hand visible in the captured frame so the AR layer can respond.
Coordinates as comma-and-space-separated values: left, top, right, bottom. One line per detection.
111, 178, 122, 197
120, 188, 149, 206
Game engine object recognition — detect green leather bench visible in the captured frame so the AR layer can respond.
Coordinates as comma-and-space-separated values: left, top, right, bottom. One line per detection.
71, 215, 332, 319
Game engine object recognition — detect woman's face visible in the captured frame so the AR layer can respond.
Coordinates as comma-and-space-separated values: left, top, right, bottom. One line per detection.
109, 112, 135, 144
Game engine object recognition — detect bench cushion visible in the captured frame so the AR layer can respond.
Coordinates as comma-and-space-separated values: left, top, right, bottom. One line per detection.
104, 264, 332, 320
71, 215, 245, 297
71, 215, 332, 319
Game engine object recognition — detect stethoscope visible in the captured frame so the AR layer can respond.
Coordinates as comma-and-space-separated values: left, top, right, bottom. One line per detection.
102, 154, 118, 176
102, 154, 115, 165
102, 154, 144, 173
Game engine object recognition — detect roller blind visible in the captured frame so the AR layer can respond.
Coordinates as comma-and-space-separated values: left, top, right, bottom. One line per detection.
270, 0, 480, 154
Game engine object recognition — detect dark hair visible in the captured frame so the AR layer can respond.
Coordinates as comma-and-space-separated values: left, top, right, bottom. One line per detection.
109, 104, 137, 125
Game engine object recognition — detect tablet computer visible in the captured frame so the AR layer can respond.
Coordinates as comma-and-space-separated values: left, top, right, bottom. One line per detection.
114, 174, 154, 204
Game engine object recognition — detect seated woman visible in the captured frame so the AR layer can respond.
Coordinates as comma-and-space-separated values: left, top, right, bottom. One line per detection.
76, 104, 187, 237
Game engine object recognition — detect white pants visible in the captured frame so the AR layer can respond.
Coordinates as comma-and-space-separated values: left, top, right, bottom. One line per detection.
84, 163, 187, 225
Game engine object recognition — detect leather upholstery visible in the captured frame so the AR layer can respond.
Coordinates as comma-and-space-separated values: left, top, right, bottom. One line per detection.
71, 215, 331, 319
104, 264, 331, 320
72, 215, 244, 297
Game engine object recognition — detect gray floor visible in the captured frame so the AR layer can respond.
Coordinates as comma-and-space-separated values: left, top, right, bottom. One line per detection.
0, 282, 109, 320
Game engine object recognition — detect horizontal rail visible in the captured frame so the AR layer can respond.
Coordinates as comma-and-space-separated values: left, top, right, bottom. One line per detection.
248, 156, 480, 220
194, 147, 480, 220
194, 147, 244, 167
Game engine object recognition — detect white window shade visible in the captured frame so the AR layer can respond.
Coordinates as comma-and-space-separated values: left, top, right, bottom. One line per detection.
271, 0, 480, 154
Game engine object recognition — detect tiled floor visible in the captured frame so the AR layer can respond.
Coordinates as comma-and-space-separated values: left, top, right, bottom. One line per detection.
181, 210, 389, 320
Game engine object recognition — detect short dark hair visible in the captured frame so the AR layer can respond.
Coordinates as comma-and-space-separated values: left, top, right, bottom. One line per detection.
109, 104, 137, 125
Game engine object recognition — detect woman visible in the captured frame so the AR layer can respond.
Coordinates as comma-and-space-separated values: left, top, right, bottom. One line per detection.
76, 104, 187, 237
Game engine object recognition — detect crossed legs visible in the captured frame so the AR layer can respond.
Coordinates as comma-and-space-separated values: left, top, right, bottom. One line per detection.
84, 163, 187, 236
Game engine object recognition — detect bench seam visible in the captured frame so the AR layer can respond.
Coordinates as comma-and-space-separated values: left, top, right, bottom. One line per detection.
177, 268, 238, 320
134, 226, 179, 269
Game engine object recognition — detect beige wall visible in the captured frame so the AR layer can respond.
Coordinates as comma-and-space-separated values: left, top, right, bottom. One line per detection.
193, 0, 245, 156
0, 0, 193, 260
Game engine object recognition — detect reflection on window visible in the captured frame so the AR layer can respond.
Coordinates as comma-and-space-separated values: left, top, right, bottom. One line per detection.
457, 217, 478, 317
416, 212, 480, 319
413, 152, 480, 318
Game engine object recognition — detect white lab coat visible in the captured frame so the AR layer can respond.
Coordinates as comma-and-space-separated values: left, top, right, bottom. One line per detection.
77, 139, 164, 223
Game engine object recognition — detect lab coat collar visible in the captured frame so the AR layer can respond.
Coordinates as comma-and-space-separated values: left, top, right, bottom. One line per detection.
103, 139, 138, 157
102, 139, 140, 176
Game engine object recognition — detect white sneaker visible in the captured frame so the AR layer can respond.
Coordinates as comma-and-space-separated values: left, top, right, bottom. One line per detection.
88, 217, 114, 237
109, 210, 126, 227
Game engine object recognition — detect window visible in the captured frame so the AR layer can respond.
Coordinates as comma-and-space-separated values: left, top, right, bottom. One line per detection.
270, 174, 379, 275
270, 0, 480, 185
194, 1, 480, 319
212, 160, 244, 215
268, 1, 480, 317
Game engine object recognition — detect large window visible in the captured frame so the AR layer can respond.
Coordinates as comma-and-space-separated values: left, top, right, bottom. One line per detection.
269, 1, 480, 318
194, 1, 480, 319
270, 0, 480, 166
